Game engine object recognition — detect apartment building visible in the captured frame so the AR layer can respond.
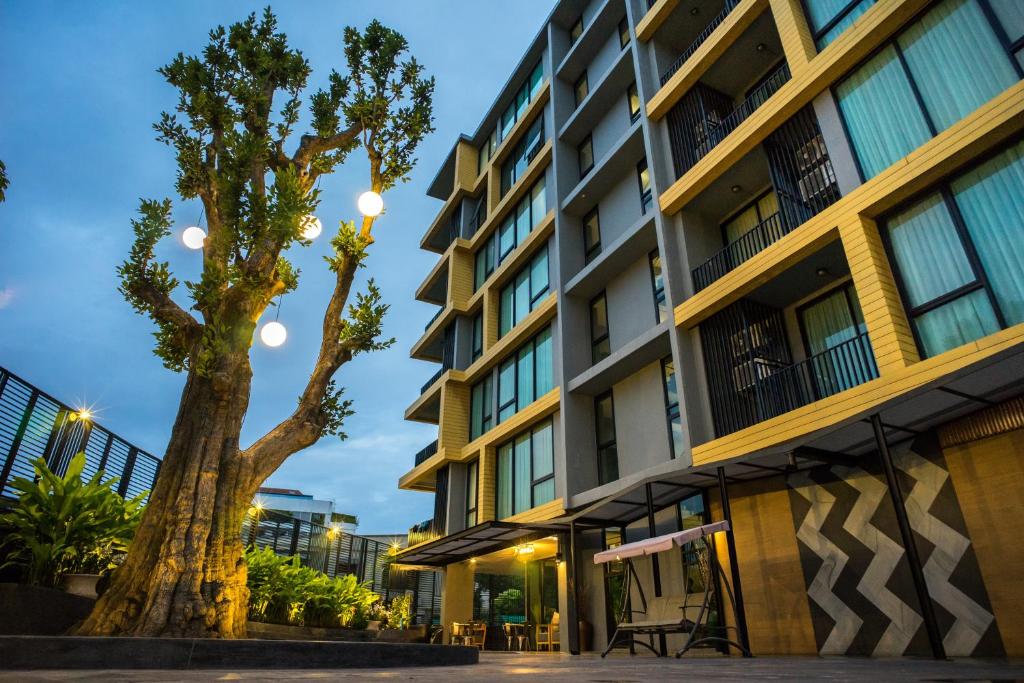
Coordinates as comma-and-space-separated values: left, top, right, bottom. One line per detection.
396, 0, 1024, 658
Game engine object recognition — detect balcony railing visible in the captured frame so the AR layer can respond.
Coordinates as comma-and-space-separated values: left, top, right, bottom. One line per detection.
425, 306, 444, 331
660, 0, 739, 86
408, 517, 442, 547
420, 366, 445, 394
414, 440, 438, 467
714, 63, 790, 144
692, 212, 787, 292
720, 332, 878, 435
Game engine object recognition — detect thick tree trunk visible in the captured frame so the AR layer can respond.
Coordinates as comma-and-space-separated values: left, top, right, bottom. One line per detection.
76, 360, 261, 638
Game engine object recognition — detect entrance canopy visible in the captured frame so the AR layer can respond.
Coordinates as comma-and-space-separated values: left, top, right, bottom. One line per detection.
592, 520, 730, 564
394, 520, 566, 567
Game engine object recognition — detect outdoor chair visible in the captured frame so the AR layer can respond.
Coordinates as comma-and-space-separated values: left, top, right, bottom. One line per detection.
463, 621, 487, 650
536, 611, 560, 652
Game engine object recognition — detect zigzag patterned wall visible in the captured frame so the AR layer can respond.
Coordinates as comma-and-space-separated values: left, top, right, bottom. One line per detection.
787, 433, 1004, 656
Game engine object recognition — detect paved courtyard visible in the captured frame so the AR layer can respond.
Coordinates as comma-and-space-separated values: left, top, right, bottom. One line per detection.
4, 653, 1024, 682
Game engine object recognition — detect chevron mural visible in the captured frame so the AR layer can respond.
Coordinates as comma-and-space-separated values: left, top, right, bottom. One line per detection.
787, 433, 1003, 656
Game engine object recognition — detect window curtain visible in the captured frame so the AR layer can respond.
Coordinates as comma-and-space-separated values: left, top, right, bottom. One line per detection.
514, 434, 531, 514
531, 179, 546, 224
535, 328, 554, 395
514, 270, 530, 325
951, 140, 1024, 325
888, 192, 1001, 356
801, 288, 857, 355
531, 248, 549, 301
915, 290, 1000, 357
723, 204, 760, 245
517, 345, 534, 410
818, 0, 874, 47
531, 423, 554, 505
835, 45, 931, 178
887, 193, 975, 306
898, 0, 1018, 132
497, 444, 513, 519
800, 286, 869, 396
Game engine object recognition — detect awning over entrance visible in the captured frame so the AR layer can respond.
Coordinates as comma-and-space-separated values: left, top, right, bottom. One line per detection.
394, 520, 567, 567
593, 520, 730, 564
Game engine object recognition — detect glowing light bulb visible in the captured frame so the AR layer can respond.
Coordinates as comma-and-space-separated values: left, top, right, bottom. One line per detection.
182, 226, 207, 250
77, 409, 92, 422
259, 321, 287, 347
300, 214, 322, 240
357, 191, 384, 217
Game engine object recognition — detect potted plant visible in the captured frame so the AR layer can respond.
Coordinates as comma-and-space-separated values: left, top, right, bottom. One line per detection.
0, 453, 146, 597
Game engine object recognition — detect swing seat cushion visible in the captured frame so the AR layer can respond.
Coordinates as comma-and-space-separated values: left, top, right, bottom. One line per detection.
616, 596, 703, 631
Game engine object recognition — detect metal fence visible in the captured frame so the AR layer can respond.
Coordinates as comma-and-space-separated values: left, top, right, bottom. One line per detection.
0, 366, 161, 501
242, 509, 441, 625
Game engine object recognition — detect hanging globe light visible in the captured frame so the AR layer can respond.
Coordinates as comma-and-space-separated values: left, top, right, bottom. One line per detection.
300, 214, 322, 240
357, 191, 384, 217
182, 226, 207, 250
259, 321, 287, 347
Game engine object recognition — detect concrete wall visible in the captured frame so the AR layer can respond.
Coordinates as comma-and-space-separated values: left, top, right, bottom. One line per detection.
610, 360, 672, 478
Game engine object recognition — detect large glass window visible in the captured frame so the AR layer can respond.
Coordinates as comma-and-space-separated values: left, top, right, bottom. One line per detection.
474, 177, 547, 291
478, 129, 498, 176
471, 312, 483, 362
627, 82, 641, 123
637, 159, 652, 214
803, 0, 876, 49
661, 357, 683, 459
595, 392, 619, 485
499, 245, 549, 337
583, 207, 601, 263
590, 292, 610, 363
470, 375, 494, 441
619, 18, 631, 49
501, 116, 544, 196
835, 0, 1021, 180
488, 61, 545, 159
466, 460, 479, 528
574, 72, 589, 108
884, 139, 1024, 357
649, 250, 667, 323
578, 135, 594, 178
569, 15, 584, 44
496, 420, 555, 518
496, 327, 555, 425
797, 282, 873, 397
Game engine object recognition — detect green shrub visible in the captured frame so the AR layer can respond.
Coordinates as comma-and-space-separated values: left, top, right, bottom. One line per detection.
494, 587, 523, 617
0, 453, 146, 587
244, 546, 379, 628
388, 593, 413, 630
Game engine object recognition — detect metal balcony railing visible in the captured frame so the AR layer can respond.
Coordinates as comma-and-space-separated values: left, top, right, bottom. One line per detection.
414, 440, 438, 467
424, 306, 444, 331
420, 367, 446, 394
660, 0, 739, 86
692, 212, 787, 292
408, 517, 442, 547
713, 63, 790, 143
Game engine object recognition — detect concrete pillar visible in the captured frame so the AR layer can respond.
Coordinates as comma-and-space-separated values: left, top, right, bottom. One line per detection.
768, 0, 817, 75
440, 561, 475, 644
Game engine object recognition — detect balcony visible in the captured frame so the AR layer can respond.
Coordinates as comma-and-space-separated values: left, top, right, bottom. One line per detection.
660, 0, 739, 86
414, 440, 438, 467
667, 62, 790, 179
408, 518, 442, 547
683, 104, 841, 292
698, 242, 878, 437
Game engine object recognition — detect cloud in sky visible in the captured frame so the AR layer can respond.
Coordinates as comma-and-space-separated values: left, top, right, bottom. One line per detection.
0, 0, 554, 535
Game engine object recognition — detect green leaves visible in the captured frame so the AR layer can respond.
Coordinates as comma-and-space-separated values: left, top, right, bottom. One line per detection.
244, 545, 379, 628
0, 453, 147, 587
340, 279, 395, 355
317, 379, 354, 440
0, 159, 8, 202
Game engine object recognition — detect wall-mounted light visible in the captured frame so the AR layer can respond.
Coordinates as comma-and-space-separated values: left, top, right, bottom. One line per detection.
730, 184, 743, 194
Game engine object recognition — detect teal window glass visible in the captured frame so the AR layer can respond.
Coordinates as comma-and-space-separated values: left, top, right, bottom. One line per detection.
495, 419, 555, 518
535, 328, 554, 396
897, 0, 1017, 131
516, 344, 534, 411
514, 433, 531, 514
497, 443, 513, 519
835, 46, 931, 179
494, 326, 553, 425
498, 244, 550, 338
950, 140, 1024, 326
806, 0, 875, 49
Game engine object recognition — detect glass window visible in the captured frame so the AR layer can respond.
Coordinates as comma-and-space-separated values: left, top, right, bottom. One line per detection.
531, 179, 547, 226
804, 0, 875, 49
570, 15, 584, 44
595, 392, 619, 485
472, 313, 483, 362
501, 117, 544, 196
798, 283, 873, 397
475, 178, 547, 293
515, 195, 531, 245
495, 420, 555, 518
466, 460, 478, 528
478, 129, 497, 176
495, 327, 555, 424
578, 135, 594, 177
637, 159, 652, 214
499, 244, 550, 338
619, 18, 631, 49
627, 82, 641, 123
574, 72, 589, 108
649, 250, 667, 323
470, 375, 493, 440
497, 60, 545, 146
835, 0, 1021, 180
529, 62, 544, 99
661, 357, 683, 459
591, 292, 610, 363
583, 208, 601, 263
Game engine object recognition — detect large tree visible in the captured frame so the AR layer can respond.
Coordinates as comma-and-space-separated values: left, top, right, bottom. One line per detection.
76, 10, 433, 638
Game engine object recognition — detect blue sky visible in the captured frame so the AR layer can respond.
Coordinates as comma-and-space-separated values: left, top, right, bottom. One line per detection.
0, 1, 554, 534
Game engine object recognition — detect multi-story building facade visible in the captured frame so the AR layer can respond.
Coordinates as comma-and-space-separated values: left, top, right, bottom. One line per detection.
397, 0, 1024, 658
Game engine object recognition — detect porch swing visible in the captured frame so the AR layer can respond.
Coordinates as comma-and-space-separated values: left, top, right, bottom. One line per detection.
594, 520, 751, 658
